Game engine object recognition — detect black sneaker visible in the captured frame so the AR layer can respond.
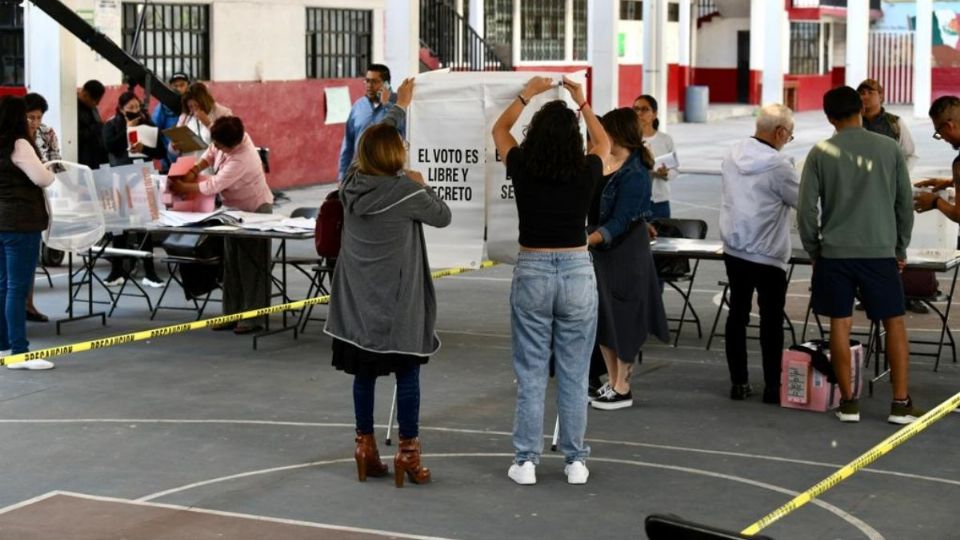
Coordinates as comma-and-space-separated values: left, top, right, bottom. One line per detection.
589, 381, 611, 400
835, 398, 860, 423
888, 397, 926, 425
906, 299, 930, 315
762, 387, 780, 405
730, 383, 752, 401
591, 389, 633, 410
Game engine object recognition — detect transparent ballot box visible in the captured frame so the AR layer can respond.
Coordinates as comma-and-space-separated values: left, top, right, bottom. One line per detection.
90, 161, 162, 234
44, 161, 105, 253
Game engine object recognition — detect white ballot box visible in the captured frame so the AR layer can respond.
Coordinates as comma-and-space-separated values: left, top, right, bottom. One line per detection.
44, 161, 105, 253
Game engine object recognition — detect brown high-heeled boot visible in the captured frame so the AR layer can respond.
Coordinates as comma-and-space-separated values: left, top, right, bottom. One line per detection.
394, 437, 431, 488
354, 432, 389, 482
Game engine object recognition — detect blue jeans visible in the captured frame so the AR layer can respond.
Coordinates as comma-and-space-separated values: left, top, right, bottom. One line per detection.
510, 251, 597, 465
0, 232, 41, 354
650, 201, 671, 219
354, 367, 421, 439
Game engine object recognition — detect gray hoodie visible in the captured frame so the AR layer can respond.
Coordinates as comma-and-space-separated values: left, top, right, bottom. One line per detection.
324, 164, 452, 357
719, 137, 800, 270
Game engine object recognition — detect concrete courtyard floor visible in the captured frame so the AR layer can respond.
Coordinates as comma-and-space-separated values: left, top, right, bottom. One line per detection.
1, 107, 959, 539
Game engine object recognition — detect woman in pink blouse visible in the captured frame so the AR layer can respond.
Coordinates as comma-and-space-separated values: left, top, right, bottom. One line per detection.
169, 116, 273, 334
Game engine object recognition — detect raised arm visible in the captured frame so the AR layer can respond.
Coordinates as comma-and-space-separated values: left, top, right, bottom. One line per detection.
562, 76, 610, 162
380, 78, 413, 130
492, 76, 555, 167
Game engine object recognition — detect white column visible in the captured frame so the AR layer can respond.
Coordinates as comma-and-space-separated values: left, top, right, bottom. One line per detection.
678, 0, 691, 68
914, 0, 933, 118
845, 0, 870, 87
512, 0, 521, 67
761, 1, 784, 106
384, 0, 420, 79
587, 0, 618, 114
749, 0, 765, 72
456, 0, 465, 67
24, 3, 77, 162
469, 0, 485, 39
564, 0, 574, 62
642, 0, 668, 128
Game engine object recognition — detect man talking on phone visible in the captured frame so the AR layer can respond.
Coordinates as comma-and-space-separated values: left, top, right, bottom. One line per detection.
337, 64, 404, 181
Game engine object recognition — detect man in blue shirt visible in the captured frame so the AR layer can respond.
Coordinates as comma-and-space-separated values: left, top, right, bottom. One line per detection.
151, 71, 191, 173
338, 64, 403, 181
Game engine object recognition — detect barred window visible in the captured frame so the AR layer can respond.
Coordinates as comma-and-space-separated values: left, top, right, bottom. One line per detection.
0, 0, 24, 87
619, 1, 680, 22
789, 22, 821, 75
573, 0, 587, 61
521, 0, 565, 62
485, 0, 513, 48
306, 8, 372, 79
122, 2, 210, 82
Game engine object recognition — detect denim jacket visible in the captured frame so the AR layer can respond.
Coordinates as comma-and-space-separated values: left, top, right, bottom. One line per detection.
596, 150, 652, 247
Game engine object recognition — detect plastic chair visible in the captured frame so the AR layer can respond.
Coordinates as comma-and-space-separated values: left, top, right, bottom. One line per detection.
653, 218, 708, 346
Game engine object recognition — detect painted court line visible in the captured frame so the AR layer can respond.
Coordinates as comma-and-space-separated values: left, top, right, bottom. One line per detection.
14, 491, 456, 540
134, 453, 883, 540
0, 418, 955, 489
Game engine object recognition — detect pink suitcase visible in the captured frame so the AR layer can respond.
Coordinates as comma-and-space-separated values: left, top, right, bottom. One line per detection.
780, 341, 864, 412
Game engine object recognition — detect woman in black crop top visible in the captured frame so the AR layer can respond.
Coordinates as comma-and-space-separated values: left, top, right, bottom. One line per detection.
491, 76, 610, 486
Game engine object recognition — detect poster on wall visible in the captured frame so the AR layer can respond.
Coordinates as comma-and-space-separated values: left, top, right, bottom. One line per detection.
94, 0, 121, 36
407, 70, 587, 268
407, 77, 487, 269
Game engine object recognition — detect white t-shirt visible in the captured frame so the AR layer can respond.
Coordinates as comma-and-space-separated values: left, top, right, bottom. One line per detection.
643, 131, 678, 203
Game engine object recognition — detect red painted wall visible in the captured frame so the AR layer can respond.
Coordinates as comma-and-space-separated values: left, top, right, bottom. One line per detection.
692, 68, 739, 104
0, 87, 27, 98
933, 68, 960, 101
619, 65, 642, 108
98, 79, 365, 188
785, 73, 838, 112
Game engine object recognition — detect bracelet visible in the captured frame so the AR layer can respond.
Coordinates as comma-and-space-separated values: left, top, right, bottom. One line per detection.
578, 101, 589, 111
932, 196, 941, 212
517, 94, 528, 106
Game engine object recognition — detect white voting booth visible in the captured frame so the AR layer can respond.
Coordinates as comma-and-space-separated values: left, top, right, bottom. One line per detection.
408, 71, 586, 268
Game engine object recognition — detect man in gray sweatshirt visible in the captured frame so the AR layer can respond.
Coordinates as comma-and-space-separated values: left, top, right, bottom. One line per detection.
798, 86, 923, 425
719, 104, 799, 405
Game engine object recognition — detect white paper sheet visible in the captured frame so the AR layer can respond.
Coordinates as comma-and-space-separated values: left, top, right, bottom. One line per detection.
325, 87, 352, 125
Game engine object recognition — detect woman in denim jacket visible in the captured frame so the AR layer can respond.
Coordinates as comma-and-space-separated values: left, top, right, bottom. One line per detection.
588, 108, 669, 410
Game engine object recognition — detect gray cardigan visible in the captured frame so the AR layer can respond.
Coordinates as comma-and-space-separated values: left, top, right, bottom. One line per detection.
324, 106, 452, 356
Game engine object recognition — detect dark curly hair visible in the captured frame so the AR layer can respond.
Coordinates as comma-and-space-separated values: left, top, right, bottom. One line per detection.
519, 100, 586, 182
600, 108, 654, 169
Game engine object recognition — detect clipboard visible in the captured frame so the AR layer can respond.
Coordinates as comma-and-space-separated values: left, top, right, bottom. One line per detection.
162, 126, 208, 153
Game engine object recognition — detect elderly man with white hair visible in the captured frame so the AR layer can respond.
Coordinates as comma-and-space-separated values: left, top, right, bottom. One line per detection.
719, 103, 799, 405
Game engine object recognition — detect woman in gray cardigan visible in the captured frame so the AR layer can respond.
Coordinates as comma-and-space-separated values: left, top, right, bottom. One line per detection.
324, 79, 451, 488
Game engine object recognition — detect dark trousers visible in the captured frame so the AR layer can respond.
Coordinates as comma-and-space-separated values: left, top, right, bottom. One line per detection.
353, 367, 421, 439
0, 232, 41, 353
222, 204, 272, 326
723, 254, 787, 389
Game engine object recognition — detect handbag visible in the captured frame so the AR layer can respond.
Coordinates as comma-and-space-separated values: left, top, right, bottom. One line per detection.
161, 233, 221, 260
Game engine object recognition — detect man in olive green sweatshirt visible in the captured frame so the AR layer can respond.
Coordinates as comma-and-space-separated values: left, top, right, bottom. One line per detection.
798, 86, 923, 425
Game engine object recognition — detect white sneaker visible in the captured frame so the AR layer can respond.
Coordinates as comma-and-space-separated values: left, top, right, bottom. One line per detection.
6, 359, 55, 370
103, 276, 125, 287
141, 277, 165, 289
507, 461, 536, 485
564, 461, 589, 485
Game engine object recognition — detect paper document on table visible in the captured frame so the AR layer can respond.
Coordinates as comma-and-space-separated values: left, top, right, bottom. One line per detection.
653, 152, 678, 170
156, 208, 235, 227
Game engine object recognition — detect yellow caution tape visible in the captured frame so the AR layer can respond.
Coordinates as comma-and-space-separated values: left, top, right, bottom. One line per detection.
1, 260, 496, 366
741, 391, 960, 536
